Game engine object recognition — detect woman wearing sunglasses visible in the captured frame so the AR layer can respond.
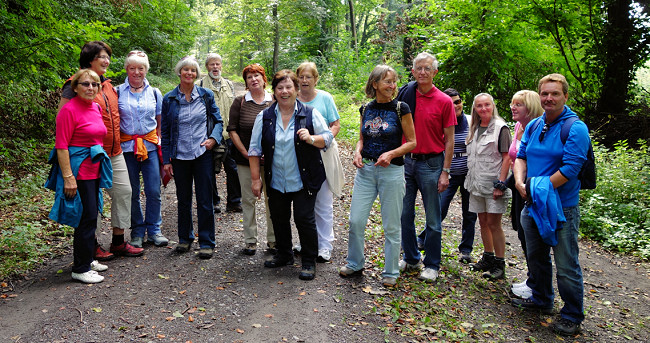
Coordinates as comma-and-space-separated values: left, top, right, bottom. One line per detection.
117, 50, 168, 249
464, 93, 512, 280
50, 69, 111, 283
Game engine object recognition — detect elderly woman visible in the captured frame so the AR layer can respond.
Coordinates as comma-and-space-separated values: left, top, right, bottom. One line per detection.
59, 41, 143, 260
294, 62, 341, 263
117, 50, 168, 248
248, 70, 333, 280
49, 69, 111, 283
227, 64, 275, 256
161, 56, 223, 259
465, 93, 512, 280
508, 90, 543, 297
339, 65, 416, 288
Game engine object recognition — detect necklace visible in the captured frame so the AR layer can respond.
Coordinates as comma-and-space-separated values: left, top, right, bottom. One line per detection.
129, 83, 144, 91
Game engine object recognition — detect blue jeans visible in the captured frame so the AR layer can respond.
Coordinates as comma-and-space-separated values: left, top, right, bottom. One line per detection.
439, 173, 476, 253
124, 151, 162, 239
171, 151, 215, 249
401, 154, 443, 270
522, 206, 584, 323
346, 163, 405, 278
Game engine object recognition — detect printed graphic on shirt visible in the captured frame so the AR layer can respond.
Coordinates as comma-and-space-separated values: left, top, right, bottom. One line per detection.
364, 116, 390, 135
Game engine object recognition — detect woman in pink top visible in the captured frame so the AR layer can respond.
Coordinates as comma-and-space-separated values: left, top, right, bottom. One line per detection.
508, 90, 543, 298
55, 69, 108, 284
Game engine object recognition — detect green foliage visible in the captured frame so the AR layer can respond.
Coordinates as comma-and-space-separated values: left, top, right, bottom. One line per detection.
580, 139, 650, 259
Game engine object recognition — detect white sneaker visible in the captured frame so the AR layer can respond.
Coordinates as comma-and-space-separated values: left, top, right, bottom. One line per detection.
90, 260, 108, 272
419, 268, 439, 282
71, 270, 104, 283
512, 279, 528, 289
512, 284, 533, 298
399, 259, 423, 272
292, 244, 302, 254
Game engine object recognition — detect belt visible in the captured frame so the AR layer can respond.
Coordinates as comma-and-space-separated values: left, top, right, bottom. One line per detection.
407, 152, 442, 161
453, 152, 468, 158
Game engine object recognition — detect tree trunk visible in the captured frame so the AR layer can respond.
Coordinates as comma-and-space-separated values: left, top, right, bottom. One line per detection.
348, 0, 357, 50
272, 2, 279, 74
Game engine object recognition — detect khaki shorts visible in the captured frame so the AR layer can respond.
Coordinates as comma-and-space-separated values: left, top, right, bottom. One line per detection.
469, 193, 508, 214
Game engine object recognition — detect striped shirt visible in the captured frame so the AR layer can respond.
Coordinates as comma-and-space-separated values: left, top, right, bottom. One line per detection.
450, 113, 471, 175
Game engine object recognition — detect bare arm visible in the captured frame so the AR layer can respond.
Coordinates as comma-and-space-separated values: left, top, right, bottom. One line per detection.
438, 125, 455, 192
249, 156, 262, 199
493, 152, 511, 199
514, 158, 528, 199
329, 119, 341, 138
353, 122, 364, 169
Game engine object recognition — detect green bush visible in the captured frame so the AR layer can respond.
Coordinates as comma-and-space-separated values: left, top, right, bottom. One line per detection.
580, 139, 650, 259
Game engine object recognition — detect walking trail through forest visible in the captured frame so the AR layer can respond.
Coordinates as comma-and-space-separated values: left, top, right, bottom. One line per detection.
0, 83, 648, 342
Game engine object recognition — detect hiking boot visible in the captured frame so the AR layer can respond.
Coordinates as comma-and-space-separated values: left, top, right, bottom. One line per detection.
511, 297, 554, 315
242, 243, 257, 256
399, 259, 423, 273
419, 268, 439, 283
147, 233, 169, 247
198, 247, 213, 259
471, 252, 494, 272
130, 236, 144, 248
482, 259, 505, 280
553, 317, 581, 336
226, 204, 243, 213
382, 277, 397, 287
71, 270, 104, 284
175, 242, 192, 253
299, 265, 316, 281
459, 252, 473, 264
316, 248, 331, 263
339, 266, 364, 278
110, 242, 144, 257
90, 260, 108, 272
264, 256, 294, 268
94, 245, 115, 261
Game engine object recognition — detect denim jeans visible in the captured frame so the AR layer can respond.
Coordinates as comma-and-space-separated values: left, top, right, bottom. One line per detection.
522, 206, 584, 323
401, 154, 443, 270
212, 139, 242, 206
346, 163, 405, 278
171, 151, 215, 249
124, 151, 162, 239
267, 187, 317, 267
439, 173, 476, 254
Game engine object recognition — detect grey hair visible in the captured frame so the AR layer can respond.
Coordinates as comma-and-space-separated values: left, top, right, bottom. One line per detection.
412, 52, 438, 71
204, 53, 222, 67
174, 56, 201, 79
123, 50, 150, 72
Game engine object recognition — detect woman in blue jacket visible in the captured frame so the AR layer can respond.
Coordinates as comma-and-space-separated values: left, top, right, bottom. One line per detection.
161, 56, 223, 259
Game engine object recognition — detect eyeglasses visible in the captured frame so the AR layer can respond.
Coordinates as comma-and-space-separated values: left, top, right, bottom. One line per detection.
414, 66, 433, 73
78, 81, 101, 88
510, 103, 525, 108
95, 54, 110, 61
453, 99, 462, 105
539, 123, 550, 142
128, 50, 146, 57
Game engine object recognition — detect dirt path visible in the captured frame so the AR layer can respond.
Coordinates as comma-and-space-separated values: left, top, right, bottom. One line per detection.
0, 83, 648, 342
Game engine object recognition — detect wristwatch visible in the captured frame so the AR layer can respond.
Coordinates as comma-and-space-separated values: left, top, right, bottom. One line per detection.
310, 136, 315, 145
442, 168, 451, 174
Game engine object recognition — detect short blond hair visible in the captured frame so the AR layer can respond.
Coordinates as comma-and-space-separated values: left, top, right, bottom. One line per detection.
296, 61, 319, 82
538, 73, 568, 95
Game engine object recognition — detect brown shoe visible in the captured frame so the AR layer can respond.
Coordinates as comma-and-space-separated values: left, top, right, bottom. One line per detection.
110, 242, 144, 257
94, 245, 115, 261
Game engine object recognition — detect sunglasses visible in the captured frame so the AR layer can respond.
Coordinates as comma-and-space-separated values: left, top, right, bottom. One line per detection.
539, 123, 550, 142
79, 81, 101, 88
128, 50, 146, 57
453, 99, 462, 105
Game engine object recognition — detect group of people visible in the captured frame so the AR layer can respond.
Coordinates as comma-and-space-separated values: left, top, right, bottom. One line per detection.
48, 42, 589, 336
338, 53, 589, 336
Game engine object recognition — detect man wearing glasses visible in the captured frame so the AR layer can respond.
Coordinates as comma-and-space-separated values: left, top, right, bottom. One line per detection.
397, 52, 456, 282
512, 73, 590, 336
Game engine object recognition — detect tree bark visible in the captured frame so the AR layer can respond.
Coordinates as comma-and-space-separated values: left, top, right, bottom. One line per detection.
348, 0, 357, 50
272, 2, 279, 74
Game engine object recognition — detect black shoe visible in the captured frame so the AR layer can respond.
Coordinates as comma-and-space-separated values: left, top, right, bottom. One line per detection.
298, 265, 315, 280
553, 317, 581, 336
482, 259, 505, 280
471, 253, 494, 272
459, 252, 473, 264
242, 243, 257, 256
226, 204, 243, 213
175, 242, 192, 253
267, 242, 277, 255
198, 247, 213, 259
264, 256, 294, 268
511, 297, 554, 315
213, 205, 221, 214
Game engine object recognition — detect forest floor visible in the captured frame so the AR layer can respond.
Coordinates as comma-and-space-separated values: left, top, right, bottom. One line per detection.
0, 84, 648, 342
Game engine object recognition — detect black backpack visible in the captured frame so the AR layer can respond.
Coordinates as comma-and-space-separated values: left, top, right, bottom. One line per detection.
530, 117, 596, 190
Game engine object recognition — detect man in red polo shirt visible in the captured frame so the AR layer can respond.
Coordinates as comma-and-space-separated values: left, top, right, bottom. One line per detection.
397, 52, 456, 282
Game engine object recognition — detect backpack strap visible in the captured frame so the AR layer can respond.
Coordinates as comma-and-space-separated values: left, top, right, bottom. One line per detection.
396, 101, 402, 122
560, 117, 579, 144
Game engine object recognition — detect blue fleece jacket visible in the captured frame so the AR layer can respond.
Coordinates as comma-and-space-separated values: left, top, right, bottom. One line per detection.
45, 146, 113, 227
528, 176, 566, 246
517, 106, 590, 207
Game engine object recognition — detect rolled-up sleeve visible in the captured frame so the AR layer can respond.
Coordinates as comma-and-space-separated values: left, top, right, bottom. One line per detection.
247, 110, 265, 157
312, 109, 333, 150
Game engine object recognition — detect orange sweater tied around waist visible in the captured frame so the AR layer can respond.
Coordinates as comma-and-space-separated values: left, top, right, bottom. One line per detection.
120, 130, 158, 161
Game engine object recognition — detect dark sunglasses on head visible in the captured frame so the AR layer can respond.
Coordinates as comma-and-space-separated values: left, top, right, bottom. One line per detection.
453, 99, 462, 105
128, 50, 146, 57
79, 81, 101, 88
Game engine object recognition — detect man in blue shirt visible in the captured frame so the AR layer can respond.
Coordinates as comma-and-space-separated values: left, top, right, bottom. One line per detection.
512, 73, 590, 336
